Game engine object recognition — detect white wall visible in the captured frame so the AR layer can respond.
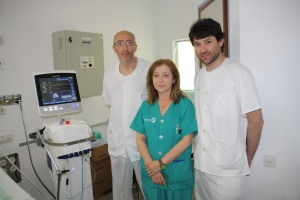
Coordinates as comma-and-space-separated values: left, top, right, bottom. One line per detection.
0, 0, 158, 129
194, 0, 300, 199
0, 0, 193, 199
154, 0, 194, 59
0, 1, 156, 199
239, 1, 300, 199
2, 0, 299, 199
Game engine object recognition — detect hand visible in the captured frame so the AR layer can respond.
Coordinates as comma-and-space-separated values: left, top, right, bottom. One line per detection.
145, 160, 161, 176
151, 171, 166, 186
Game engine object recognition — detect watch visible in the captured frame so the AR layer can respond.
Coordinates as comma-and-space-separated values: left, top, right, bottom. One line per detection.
159, 159, 167, 170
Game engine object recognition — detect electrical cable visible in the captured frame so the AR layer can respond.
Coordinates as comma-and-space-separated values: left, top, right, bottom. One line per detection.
14, 155, 22, 181
19, 104, 56, 199
77, 139, 85, 200
64, 156, 97, 199
85, 158, 97, 184
83, 138, 97, 186
64, 177, 69, 196
64, 140, 93, 199
0, 146, 49, 200
80, 156, 84, 200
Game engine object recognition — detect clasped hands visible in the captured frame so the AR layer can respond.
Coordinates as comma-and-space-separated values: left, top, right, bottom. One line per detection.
144, 160, 166, 186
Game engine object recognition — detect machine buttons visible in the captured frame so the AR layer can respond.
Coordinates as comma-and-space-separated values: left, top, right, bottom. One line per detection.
58, 150, 90, 159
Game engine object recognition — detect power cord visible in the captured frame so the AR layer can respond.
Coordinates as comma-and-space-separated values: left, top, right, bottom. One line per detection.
64, 155, 97, 199
64, 140, 96, 199
19, 104, 56, 199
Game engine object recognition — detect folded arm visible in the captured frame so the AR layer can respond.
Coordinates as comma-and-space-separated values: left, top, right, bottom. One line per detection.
145, 133, 194, 176
136, 132, 166, 185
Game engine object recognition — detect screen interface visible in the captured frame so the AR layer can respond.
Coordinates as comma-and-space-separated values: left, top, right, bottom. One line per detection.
38, 77, 78, 106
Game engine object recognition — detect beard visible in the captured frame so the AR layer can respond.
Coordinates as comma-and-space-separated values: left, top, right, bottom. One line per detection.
120, 56, 133, 63
199, 49, 221, 66
117, 51, 134, 63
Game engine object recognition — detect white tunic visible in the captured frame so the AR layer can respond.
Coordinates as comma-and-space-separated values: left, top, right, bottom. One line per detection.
102, 57, 152, 162
194, 58, 261, 176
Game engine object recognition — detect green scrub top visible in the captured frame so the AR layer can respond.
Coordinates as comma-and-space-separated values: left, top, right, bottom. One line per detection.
130, 97, 198, 191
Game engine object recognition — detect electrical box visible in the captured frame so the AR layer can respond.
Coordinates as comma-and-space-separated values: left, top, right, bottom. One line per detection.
52, 30, 104, 97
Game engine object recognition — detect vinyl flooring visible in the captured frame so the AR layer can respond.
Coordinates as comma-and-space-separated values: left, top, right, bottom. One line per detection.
98, 183, 144, 200
98, 183, 196, 200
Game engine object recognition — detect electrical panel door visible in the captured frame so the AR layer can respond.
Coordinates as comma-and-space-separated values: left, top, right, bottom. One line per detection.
52, 30, 104, 98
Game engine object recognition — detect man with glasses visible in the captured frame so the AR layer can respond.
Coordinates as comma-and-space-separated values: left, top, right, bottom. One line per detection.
102, 30, 152, 200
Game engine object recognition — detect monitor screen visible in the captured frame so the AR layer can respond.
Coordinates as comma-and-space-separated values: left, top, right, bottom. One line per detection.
33, 70, 83, 116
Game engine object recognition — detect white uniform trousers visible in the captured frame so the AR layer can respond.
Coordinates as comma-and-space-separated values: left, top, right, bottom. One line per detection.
194, 169, 246, 200
110, 150, 144, 200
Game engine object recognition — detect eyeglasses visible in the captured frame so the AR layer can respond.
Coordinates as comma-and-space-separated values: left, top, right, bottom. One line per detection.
114, 40, 135, 47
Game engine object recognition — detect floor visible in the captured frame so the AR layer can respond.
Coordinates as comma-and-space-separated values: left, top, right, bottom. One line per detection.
98, 183, 196, 200
98, 183, 145, 200
99, 160, 196, 199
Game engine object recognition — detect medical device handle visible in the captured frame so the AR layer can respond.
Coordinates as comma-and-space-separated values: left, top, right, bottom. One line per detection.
35, 129, 60, 172
36, 129, 68, 200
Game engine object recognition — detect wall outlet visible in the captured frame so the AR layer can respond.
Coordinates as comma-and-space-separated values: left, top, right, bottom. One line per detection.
13, 94, 22, 104
0, 133, 13, 144
0, 94, 22, 105
0, 107, 5, 115
0, 96, 4, 105
0, 160, 6, 167
4, 95, 13, 105
263, 155, 277, 168
0, 153, 21, 182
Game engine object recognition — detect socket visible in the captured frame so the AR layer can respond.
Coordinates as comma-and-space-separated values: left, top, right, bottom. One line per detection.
0, 96, 4, 105
0, 107, 5, 115
10, 166, 17, 172
13, 94, 22, 104
0, 153, 21, 182
0, 36, 3, 45
263, 155, 277, 168
0, 160, 6, 167
0, 94, 22, 105
9, 157, 16, 163
0, 133, 13, 144
4, 95, 13, 105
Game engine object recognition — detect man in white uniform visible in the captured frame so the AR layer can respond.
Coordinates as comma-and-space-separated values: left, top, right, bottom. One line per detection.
102, 30, 152, 200
189, 18, 264, 200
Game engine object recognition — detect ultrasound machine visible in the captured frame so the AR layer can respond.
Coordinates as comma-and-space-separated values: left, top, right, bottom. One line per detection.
33, 70, 94, 200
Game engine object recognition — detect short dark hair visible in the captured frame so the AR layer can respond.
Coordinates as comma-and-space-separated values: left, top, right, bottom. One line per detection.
189, 18, 225, 52
146, 59, 186, 104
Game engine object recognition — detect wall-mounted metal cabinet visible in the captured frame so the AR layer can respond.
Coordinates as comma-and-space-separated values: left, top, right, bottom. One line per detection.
52, 30, 104, 98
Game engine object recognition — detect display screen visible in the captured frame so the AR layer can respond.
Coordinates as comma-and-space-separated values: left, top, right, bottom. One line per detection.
38, 77, 78, 106
33, 71, 82, 116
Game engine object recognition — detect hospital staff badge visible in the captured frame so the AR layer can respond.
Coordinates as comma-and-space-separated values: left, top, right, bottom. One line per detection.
144, 117, 156, 123
151, 117, 156, 123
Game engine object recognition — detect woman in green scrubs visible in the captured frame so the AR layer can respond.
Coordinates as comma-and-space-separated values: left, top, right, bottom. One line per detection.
130, 59, 198, 200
